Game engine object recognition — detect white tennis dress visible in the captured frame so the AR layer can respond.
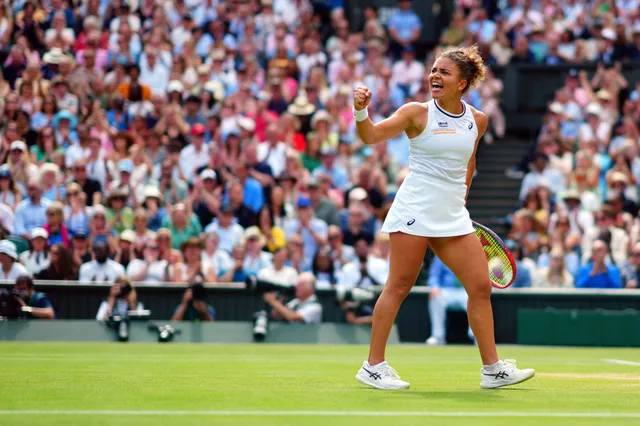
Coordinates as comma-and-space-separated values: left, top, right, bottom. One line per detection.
381, 99, 478, 237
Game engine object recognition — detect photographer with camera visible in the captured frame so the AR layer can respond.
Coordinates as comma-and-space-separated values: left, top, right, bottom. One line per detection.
335, 238, 388, 325
95, 276, 142, 322
0, 275, 55, 320
171, 278, 215, 322
262, 272, 322, 324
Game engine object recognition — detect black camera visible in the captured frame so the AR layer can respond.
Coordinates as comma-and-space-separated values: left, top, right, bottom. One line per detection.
148, 322, 181, 343
106, 309, 151, 342
245, 276, 296, 296
0, 288, 25, 320
190, 283, 207, 301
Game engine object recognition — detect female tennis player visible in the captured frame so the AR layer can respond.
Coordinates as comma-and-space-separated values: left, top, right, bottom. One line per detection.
353, 45, 535, 390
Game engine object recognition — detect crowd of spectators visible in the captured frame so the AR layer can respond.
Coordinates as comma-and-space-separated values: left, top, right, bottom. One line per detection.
0, 0, 638, 301
506, 63, 640, 289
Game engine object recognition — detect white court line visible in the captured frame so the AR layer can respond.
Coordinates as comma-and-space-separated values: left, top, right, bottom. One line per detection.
602, 359, 640, 367
0, 411, 639, 418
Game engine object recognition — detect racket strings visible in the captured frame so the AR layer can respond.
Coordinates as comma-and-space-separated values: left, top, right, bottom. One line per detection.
475, 227, 514, 287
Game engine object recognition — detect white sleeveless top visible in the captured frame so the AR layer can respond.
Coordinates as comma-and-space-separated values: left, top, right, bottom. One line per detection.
381, 99, 478, 237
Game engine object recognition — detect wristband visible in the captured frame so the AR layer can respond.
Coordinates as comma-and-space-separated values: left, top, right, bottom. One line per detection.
353, 106, 369, 122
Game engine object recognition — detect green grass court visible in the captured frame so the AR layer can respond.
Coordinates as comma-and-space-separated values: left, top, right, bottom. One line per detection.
2, 343, 639, 426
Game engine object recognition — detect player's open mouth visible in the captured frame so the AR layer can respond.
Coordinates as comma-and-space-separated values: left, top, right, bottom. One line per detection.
431, 83, 444, 94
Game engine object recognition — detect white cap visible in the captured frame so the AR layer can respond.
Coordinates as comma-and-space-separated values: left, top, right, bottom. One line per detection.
200, 169, 217, 181
349, 187, 368, 202
120, 229, 136, 243
10, 140, 27, 152
0, 240, 18, 260
548, 102, 564, 114
30, 227, 49, 240
586, 102, 602, 117
167, 80, 185, 93
602, 28, 616, 41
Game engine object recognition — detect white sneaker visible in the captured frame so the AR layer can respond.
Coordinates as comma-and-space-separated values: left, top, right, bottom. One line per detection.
425, 336, 445, 346
356, 361, 410, 390
480, 359, 535, 389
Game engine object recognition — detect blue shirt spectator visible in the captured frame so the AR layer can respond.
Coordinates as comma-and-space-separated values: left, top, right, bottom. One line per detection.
387, 3, 422, 44
427, 256, 462, 289
284, 198, 328, 265
312, 153, 350, 191
14, 186, 52, 238
576, 263, 622, 289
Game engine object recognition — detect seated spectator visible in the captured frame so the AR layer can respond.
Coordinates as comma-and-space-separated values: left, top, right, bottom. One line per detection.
506, 241, 534, 288
576, 240, 622, 289
161, 203, 203, 250
533, 247, 575, 288
88, 205, 117, 253
581, 206, 629, 268
96, 276, 144, 322
13, 275, 55, 320
327, 225, 356, 271
258, 207, 286, 253
308, 177, 339, 226
284, 197, 328, 267
71, 230, 92, 266
131, 208, 156, 255
114, 230, 137, 269
35, 244, 79, 280
0, 240, 30, 281
312, 246, 338, 289
19, 227, 51, 276
105, 189, 134, 234
127, 240, 169, 284
0, 168, 22, 211
201, 232, 234, 282
340, 200, 375, 246
241, 227, 273, 278
171, 237, 216, 284
14, 177, 52, 240
424, 255, 474, 345
44, 201, 71, 248
622, 242, 640, 289
262, 272, 322, 324
171, 282, 215, 322
78, 241, 126, 283
257, 246, 298, 287
64, 183, 91, 238
204, 203, 245, 253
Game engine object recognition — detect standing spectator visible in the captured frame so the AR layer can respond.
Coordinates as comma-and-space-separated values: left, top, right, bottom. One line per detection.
386, 0, 422, 58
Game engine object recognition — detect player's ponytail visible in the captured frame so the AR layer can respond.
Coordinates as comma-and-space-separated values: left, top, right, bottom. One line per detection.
438, 44, 487, 95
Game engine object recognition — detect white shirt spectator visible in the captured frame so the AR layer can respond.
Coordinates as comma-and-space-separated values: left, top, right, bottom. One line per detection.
19, 251, 51, 275
391, 59, 425, 87
109, 15, 141, 33
0, 262, 30, 281
257, 142, 288, 178
202, 250, 234, 278
204, 221, 245, 253
285, 295, 323, 324
258, 264, 298, 287
65, 144, 90, 168
79, 259, 126, 283
519, 168, 566, 200
179, 143, 210, 183
126, 259, 169, 284
139, 57, 171, 95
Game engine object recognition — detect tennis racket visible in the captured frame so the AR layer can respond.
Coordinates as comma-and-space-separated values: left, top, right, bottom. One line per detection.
472, 221, 517, 289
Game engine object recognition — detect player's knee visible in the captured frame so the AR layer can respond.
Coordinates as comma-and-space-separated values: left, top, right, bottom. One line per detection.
384, 280, 414, 301
466, 279, 492, 300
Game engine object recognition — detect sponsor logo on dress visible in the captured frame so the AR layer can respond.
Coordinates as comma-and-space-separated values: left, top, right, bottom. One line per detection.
468, 122, 474, 130
407, 218, 415, 226
438, 121, 448, 128
433, 129, 456, 135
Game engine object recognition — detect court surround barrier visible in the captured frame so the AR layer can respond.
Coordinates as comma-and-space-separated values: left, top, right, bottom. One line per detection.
1, 281, 639, 346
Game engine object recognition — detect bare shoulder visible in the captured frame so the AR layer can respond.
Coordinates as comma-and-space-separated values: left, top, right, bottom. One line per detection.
398, 101, 429, 117
469, 105, 488, 133
396, 102, 429, 131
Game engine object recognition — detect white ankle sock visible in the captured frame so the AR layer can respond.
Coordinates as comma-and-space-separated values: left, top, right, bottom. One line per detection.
367, 361, 387, 369
483, 361, 501, 371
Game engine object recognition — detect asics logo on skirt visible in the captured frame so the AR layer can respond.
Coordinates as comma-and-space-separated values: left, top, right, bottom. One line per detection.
407, 219, 415, 226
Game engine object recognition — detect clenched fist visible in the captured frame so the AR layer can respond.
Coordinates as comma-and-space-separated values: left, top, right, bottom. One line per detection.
353, 86, 372, 111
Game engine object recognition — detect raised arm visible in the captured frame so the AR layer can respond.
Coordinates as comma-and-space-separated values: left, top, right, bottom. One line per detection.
353, 86, 426, 145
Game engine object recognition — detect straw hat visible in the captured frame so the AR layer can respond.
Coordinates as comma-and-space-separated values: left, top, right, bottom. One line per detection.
310, 110, 332, 128
43, 48, 66, 64
241, 226, 267, 247
180, 237, 204, 252
287, 96, 316, 116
